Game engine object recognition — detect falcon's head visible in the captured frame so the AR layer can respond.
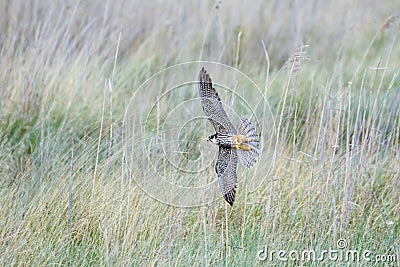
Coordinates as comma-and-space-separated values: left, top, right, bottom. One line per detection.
208, 133, 218, 144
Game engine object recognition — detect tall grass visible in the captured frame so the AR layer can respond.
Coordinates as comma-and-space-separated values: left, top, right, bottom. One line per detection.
1, 0, 399, 266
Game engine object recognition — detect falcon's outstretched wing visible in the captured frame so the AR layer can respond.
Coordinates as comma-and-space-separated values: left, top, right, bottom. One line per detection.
215, 147, 238, 206
198, 67, 236, 134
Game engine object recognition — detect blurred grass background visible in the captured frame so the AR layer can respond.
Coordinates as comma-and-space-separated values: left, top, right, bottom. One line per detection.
0, 0, 399, 265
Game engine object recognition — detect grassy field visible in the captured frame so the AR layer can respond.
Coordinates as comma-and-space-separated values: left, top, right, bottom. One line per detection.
1, 0, 399, 266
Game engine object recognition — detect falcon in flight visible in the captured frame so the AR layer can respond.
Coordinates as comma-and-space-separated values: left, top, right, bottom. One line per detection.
198, 67, 260, 206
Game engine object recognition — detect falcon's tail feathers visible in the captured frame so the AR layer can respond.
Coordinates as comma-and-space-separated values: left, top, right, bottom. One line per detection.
238, 117, 259, 142
237, 118, 260, 168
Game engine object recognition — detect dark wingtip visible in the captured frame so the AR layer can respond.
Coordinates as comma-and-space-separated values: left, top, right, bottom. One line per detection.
223, 188, 236, 206
199, 67, 212, 84
199, 67, 204, 80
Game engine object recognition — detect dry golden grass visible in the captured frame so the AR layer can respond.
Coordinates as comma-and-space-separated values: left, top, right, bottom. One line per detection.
0, 0, 399, 265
